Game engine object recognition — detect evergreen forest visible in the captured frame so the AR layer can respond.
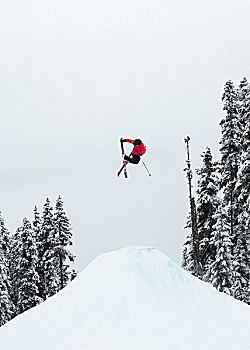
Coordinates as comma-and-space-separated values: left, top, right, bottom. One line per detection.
182, 77, 249, 305
0, 196, 76, 326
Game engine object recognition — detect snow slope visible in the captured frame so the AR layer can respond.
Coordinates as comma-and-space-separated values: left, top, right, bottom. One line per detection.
0, 246, 249, 350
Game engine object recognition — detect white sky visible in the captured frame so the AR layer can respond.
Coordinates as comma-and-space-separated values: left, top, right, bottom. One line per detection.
0, 0, 249, 271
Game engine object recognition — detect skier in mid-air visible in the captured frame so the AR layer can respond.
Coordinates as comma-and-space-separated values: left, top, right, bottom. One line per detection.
121, 138, 146, 164
117, 138, 147, 178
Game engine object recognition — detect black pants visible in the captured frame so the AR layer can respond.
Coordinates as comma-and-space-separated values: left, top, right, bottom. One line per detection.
124, 154, 141, 164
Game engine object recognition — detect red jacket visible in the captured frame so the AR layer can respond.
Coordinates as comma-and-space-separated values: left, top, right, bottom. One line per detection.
125, 139, 146, 156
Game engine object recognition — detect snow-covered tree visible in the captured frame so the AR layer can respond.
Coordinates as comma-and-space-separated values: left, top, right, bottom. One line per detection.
182, 136, 202, 278
33, 198, 76, 299
237, 77, 250, 132
0, 212, 11, 259
14, 218, 42, 314
204, 207, 233, 295
9, 228, 21, 310
32, 206, 44, 299
245, 209, 250, 305
41, 198, 60, 298
195, 147, 221, 274
235, 78, 250, 242
232, 77, 250, 304
54, 196, 75, 290
219, 80, 241, 241
0, 212, 14, 325
231, 234, 249, 303
182, 230, 196, 275
182, 202, 196, 276
33, 206, 42, 241
0, 257, 14, 326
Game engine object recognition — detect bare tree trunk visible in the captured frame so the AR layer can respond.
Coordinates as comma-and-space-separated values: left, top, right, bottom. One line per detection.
184, 136, 203, 278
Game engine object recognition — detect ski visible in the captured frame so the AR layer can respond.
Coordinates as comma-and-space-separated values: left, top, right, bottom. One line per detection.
123, 159, 128, 178
117, 139, 128, 178
117, 164, 125, 177
117, 160, 128, 178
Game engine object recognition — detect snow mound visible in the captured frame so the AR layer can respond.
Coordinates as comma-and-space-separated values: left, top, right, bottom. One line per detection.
0, 246, 249, 350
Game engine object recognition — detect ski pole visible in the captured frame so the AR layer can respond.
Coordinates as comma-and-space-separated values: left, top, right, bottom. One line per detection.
142, 160, 152, 176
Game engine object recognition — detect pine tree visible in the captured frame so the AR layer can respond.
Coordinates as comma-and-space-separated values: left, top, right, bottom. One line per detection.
32, 206, 44, 299
0, 212, 14, 326
33, 206, 42, 241
182, 230, 196, 275
15, 218, 42, 314
0, 213, 11, 259
235, 78, 250, 239
0, 212, 12, 284
232, 235, 249, 303
54, 196, 75, 290
0, 257, 14, 326
237, 77, 250, 132
219, 80, 241, 241
41, 198, 60, 298
245, 211, 250, 304
9, 228, 22, 311
232, 77, 250, 304
205, 207, 233, 295
195, 147, 221, 274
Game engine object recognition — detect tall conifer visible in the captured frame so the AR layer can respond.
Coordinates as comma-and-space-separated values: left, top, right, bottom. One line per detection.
182, 230, 196, 275
205, 207, 233, 295
9, 228, 22, 311
54, 196, 75, 290
196, 147, 221, 274
15, 218, 42, 314
0, 212, 14, 325
232, 77, 250, 303
32, 206, 44, 299
219, 80, 241, 241
41, 198, 60, 298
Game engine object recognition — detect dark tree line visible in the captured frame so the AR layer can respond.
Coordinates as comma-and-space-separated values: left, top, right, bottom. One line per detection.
0, 196, 76, 326
182, 77, 249, 305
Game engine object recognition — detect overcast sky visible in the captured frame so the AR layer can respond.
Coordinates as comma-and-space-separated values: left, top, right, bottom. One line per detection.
0, 0, 249, 271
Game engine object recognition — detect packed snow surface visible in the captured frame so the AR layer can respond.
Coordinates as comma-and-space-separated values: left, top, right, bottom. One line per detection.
0, 246, 249, 350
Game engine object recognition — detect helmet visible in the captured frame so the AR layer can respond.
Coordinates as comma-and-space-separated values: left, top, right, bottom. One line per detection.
134, 139, 142, 146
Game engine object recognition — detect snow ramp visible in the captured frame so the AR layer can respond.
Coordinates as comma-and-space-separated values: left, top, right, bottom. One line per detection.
0, 246, 249, 350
